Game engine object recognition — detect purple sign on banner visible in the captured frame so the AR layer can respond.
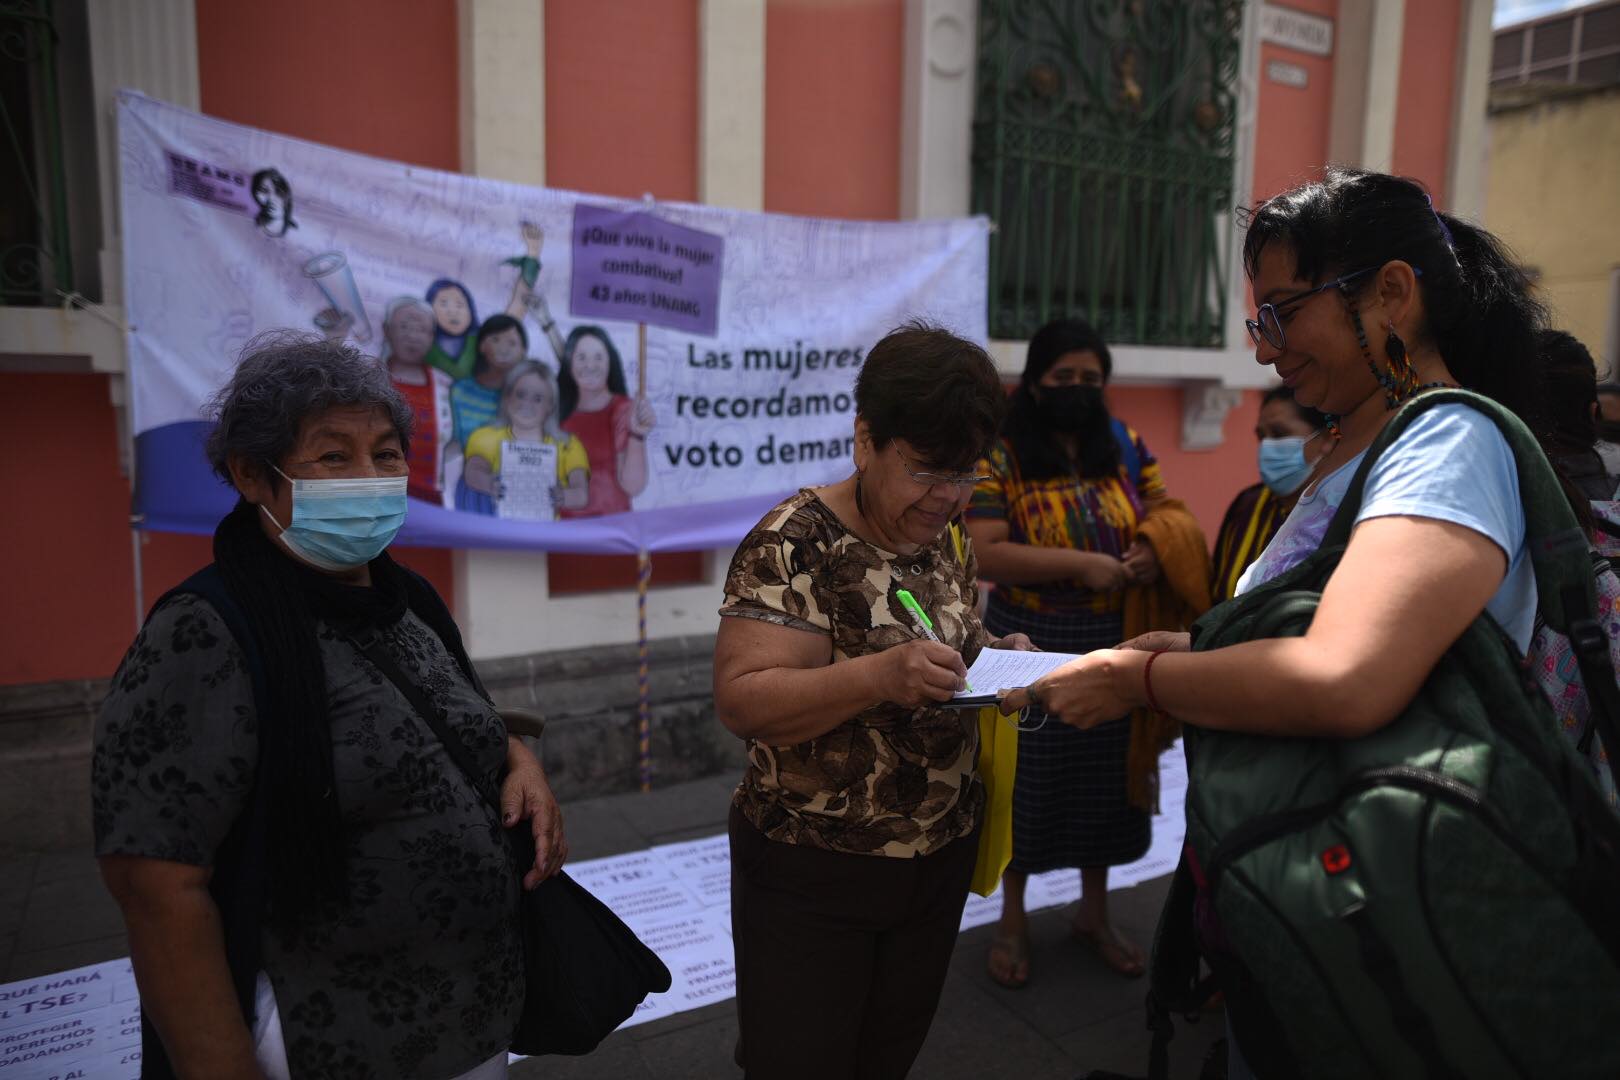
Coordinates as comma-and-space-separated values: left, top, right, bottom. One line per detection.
570, 203, 723, 336
165, 151, 255, 216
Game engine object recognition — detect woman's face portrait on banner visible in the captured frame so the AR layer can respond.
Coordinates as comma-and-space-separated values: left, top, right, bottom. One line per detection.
250, 169, 294, 237
481, 325, 526, 372
570, 333, 614, 395
507, 370, 554, 430
432, 285, 474, 336
385, 302, 434, 365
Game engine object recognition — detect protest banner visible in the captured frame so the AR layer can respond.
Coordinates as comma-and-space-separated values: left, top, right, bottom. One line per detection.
119, 92, 988, 556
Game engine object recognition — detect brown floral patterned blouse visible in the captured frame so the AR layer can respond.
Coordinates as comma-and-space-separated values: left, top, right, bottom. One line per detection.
719, 489, 989, 858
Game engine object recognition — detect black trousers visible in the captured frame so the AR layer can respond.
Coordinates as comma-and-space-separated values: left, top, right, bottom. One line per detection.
729, 805, 979, 1080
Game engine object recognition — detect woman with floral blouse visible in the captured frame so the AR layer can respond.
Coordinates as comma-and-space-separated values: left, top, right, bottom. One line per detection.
714, 323, 1032, 1079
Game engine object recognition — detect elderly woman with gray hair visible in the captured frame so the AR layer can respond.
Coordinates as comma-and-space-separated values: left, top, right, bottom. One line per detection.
94, 333, 566, 1079
381, 294, 462, 505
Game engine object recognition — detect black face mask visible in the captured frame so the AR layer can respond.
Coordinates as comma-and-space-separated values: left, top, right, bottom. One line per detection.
1599, 420, 1620, 444
1035, 384, 1108, 433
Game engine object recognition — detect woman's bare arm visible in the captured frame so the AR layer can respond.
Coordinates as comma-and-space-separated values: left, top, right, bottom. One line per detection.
98, 856, 264, 1079
964, 518, 1132, 590
1004, 516, 1508, 738
713, 616, 967, 745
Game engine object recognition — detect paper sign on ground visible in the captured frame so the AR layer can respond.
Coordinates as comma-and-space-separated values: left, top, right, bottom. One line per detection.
628, 911, 737, 1026
0, 963, 122, 1031
958, 887, 1007, 931
652, 835, 732, 908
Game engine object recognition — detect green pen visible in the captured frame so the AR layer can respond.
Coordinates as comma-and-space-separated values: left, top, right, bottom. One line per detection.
896, 589, 973, 691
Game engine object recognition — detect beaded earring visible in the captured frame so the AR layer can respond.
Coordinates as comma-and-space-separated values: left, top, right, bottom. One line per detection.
1342, 285, 1402, 409
1384, 323, 1420, 402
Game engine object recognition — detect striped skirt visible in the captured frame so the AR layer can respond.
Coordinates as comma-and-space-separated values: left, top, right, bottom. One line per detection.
985, 593, 1151, 873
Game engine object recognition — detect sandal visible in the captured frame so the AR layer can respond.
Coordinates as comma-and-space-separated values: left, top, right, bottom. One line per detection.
987, 928, 1031, 989
1071, 919, 1146, 978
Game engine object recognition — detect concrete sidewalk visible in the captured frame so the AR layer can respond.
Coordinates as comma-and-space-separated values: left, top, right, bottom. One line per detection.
1, 774, 1222, 1079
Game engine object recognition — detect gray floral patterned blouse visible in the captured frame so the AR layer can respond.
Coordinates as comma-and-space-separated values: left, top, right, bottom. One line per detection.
720, 489, 988, 858
92, 594, 522, 1079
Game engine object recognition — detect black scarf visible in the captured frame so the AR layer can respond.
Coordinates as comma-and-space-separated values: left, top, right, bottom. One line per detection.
211, 500, 480, 923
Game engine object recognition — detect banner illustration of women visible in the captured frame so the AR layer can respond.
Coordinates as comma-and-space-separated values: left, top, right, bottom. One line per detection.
460, 359, 589, 519
380, 296, 459, 505
553, 326, 657, 518
425, 223, 542, 381
505, 220, 658, 519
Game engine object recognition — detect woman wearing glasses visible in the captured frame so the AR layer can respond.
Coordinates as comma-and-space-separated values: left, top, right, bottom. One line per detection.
713, 323, 1031, 1079
962, 318, 1169, 988
1000, 168, 1548, 1076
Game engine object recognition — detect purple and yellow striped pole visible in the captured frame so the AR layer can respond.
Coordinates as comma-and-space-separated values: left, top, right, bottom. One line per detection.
637, 550, 652, 793
635, 320, 653, 793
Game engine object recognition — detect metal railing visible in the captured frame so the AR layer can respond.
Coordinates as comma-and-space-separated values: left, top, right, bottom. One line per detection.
0, 0, 73, 306
972, 0, 1242, 345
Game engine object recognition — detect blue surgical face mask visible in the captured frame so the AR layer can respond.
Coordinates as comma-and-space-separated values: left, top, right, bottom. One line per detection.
1258, 436, 1313, 496
261, 467, 409, 572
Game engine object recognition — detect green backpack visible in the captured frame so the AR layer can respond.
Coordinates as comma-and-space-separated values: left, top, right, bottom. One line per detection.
1144, 390, 1620, 1080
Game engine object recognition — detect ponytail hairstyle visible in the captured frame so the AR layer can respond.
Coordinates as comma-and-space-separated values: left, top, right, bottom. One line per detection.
1240, 167, 1600, 520
1241, 167, 1548, 436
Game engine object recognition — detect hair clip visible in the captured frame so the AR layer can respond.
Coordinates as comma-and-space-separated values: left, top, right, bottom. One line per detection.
1424, 193, 1456, 253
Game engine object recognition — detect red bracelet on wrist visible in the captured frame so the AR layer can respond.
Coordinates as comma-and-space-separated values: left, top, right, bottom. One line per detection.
1143, 649, 1169, 712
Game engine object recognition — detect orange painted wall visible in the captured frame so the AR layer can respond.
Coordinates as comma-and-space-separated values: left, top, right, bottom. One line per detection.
544, 0, 700, 202
194, 0, 460, 611
1109, 386, 1265, 544
0, 374, 148, 683
541, 0, 703, 592
1392, 0, 1462, 203
1251, 0, 1338, 204
764, 0, 904, 219
194, 0, 461, 172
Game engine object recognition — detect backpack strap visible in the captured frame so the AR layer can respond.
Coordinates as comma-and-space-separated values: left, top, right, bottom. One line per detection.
1318, 389, 1620, 792
1112, 417, 1143, 490
394, 564, 494, 703
346, 624, 504, 815
139, 565, 274, 1079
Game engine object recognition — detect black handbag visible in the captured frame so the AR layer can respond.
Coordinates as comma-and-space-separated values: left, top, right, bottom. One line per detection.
349, 627, 673, 1056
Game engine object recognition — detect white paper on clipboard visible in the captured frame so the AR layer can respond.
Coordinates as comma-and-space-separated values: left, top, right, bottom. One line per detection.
942, 648, 1086, 708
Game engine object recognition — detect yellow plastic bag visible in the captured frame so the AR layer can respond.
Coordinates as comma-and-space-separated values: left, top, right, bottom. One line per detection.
970, 705, 1017, 896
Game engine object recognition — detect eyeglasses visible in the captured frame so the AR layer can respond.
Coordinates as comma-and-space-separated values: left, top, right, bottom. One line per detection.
1246, 265, 1423, 351
894, 448, 992, 489
1245, 267, 1377, 351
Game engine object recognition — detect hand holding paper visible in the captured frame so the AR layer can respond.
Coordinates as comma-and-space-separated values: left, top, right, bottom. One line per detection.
943, 648, 1089, 709
993, 649, 1141, 731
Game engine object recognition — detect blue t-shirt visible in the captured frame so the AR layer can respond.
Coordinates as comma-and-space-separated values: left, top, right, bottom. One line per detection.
1235, 403, 1536, 652
449, 378, 500, 449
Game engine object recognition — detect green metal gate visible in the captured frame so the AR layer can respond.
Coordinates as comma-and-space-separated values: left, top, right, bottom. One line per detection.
972, 0, 1243, 345
0, 0, 73, 306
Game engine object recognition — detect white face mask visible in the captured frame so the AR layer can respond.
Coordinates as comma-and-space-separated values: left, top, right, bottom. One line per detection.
261, 468, 409, 571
